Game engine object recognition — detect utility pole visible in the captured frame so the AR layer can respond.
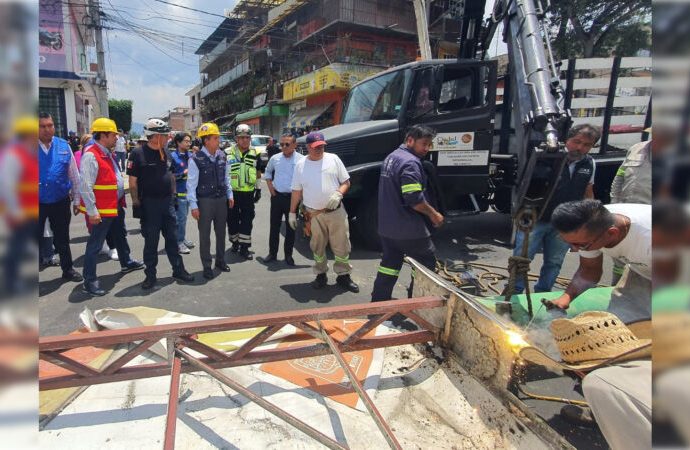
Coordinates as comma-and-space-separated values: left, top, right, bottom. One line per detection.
90, 0, 109, 117
412, 0, 432, 60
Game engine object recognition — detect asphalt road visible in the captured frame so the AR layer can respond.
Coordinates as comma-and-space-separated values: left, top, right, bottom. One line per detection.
38, 183, 605, 337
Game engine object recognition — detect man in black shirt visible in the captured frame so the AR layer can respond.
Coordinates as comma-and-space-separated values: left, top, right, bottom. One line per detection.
127, 118, 194, 289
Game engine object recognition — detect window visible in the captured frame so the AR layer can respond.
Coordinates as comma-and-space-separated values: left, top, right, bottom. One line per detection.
341, 69, 410, 123
39, 87, 67, 138
438, 68, 478, 111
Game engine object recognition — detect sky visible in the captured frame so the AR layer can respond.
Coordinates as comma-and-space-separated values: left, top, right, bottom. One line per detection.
103, 0, 237, 123
102, 0, 505, 124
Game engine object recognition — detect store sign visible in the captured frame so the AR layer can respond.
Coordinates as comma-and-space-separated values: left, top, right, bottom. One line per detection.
283, 63, 381, 101
253, 92, 267, 108
438, 150, 489, 167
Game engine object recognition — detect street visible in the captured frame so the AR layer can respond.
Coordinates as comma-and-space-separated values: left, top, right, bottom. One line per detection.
38, 183, 602, 337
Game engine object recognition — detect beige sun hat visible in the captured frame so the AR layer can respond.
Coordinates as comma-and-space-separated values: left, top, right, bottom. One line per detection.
653, 311, 690, 373
519, 311, 651, 372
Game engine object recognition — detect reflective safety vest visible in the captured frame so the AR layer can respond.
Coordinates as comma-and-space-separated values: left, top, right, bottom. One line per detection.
225, 145, 259, 192
79, 145, 119, 217
11, 143, 39, 219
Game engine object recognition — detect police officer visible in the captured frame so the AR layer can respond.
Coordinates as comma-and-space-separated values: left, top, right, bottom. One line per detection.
170, 132, 195, 254
187, 123, 234, 280
225, 123, 262, 260
127, 118, 194, 289
371, 125, 443, 307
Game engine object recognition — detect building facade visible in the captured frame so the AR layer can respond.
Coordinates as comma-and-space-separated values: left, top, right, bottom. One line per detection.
39, 0, 107, 138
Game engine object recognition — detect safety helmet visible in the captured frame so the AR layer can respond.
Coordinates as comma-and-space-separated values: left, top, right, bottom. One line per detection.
13, 116, 38, 136
143, 118, 171, 136
235, 123, 251, 137
198, 122, 220, 138
90, 117, 118, 133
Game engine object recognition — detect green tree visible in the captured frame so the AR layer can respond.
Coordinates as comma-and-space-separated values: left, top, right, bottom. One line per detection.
108, 99, 133, 132
548, 0, 651, 59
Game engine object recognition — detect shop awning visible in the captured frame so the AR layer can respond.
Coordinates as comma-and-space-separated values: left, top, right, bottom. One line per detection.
235, 104, 289, 122
287, 103, 334, 128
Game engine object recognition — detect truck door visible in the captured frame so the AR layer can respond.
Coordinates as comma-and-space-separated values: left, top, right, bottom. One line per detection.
408, 60, 497, 212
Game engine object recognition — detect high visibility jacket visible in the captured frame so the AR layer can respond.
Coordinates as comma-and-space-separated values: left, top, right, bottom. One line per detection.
225, 145, 259, 192
11, 143, 39, 219
79, 145, 119, 217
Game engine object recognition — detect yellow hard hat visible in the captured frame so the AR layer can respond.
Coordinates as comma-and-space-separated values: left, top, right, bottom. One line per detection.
90, 117, 118, 133
198, 122, 220, 138
13, 116, 38, 136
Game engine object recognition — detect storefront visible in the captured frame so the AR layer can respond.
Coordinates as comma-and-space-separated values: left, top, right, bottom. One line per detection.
234, 103, 289, 138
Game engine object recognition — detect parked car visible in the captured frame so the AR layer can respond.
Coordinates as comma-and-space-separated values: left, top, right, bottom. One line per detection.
251, 135, 272, 164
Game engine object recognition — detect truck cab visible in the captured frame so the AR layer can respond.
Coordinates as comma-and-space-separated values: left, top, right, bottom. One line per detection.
298, 59, 497, 248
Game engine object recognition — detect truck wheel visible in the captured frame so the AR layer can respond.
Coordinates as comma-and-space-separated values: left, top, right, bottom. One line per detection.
355, 196, 381, 251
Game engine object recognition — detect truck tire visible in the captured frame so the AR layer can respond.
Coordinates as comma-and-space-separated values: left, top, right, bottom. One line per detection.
354, 196, 381, 251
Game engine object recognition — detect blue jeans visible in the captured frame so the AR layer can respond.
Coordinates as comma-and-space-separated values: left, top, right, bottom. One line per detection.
176, 197, 189, 244
115, 152, 127, 171
83, 206, 133, 284
513, 221, 570, 293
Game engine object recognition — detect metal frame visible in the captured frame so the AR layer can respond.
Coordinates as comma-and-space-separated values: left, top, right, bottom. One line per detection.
39, 297, 445, 449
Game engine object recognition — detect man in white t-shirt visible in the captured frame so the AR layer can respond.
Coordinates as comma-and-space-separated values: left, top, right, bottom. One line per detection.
288, 132, 359, 292
550, 199, 651, 450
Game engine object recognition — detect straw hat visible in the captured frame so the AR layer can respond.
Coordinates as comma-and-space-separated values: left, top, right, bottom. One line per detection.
653, 312, 690, 373
519, 311, 651, 371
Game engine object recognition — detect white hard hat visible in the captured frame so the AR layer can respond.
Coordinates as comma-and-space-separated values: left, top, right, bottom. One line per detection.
144, 118, 171, 137
235, 123, 251, 137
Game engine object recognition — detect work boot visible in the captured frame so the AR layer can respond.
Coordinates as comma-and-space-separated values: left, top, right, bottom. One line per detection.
172, 269, 194, 283
230, 242, 240, 253
312, 273, 327, 289
121, 260, 145, 274
336, 274, 359, 293
239, 245, 253, 260
142, 277, 157, 290
82, 281, 106, 296
62, 269, 83, 282
203, 268, 215, 280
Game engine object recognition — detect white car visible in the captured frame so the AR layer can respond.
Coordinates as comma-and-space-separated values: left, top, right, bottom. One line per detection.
251, 135, 272, 164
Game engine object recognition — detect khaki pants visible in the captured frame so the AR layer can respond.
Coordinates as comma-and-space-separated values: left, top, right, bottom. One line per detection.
308, 205, 352, 275
583, 360, 651, 450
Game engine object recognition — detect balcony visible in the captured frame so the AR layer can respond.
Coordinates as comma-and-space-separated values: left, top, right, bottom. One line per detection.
201, 59, 251, 98
199, 41, 232, 73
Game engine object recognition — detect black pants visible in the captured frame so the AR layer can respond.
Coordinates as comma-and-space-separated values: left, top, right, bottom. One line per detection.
141, 197, 184, 279
227, 191, 255, 248
38, 196, 74, 273
371, 236, 436, 302
269, 193, 295, 257
198, 197, 227, 269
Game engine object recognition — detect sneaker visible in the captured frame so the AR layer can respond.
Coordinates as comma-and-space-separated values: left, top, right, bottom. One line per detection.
178, 243, 191, 254
62, 269, 83, 282
336, 274, 360, 293
312, 273, 327, 289
99, 243, 110, 255
121, 260, 145, 273
172, 269, 194, 283
183, 240, 195, 249
82, 281, 106, 296
109, 248, 119, 261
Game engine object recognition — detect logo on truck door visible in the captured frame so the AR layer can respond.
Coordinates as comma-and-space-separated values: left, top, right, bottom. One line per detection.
432, 132, 474, 151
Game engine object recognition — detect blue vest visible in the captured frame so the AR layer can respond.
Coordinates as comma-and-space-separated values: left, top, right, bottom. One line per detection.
541, 155, 595, 222
39, 137, 72, 204
193, 150, 227, 199
171, 150, 189, 195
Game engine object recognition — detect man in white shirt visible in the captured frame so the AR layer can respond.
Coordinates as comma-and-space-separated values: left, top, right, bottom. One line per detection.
289, 132, 359, 292
114, 129, 127, 172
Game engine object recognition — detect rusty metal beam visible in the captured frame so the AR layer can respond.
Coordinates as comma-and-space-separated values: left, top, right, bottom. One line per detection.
40, 351, 100, 377
318, 322, 402, 450
178, 336, 231, 363
163, 356, 182, 450
40, 297, 444, 351
40, 330, 436, 391
102, 340, 157, 375
341, 313, 394, 347
403, 311, 438, 335
228, 324, 282, 361
294, 322, 324, 340
178, 348, 348, 450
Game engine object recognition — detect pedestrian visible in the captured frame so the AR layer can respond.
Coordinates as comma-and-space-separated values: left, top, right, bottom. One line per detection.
114, 129, 127, 172
38, 112, 83, 282
187, 123, 234, 280
265, 136, 280, 160
170, 132, 195, 254
225, 123, 262, 260
127, 118, 194, 290
371, 125, 444, 307
263, 134, 304, 266
79, 118, 144, 296
67, 130, 80, 153
610, 131, 652, 284
507, 123, 599, 295
288, 131, 359, 292
1, 117, 40, 293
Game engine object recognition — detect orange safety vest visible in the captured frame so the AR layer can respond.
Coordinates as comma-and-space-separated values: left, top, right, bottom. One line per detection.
9, 143, 39, 219
79, 145, 119, 217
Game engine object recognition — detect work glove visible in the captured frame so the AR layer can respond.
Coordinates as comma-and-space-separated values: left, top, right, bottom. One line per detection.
325, 191, 343, 210
253, 188, 262, 203
288, 212, 297, 230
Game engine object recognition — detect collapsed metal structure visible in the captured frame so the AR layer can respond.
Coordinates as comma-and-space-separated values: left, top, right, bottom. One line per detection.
39, 297, 450, 450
